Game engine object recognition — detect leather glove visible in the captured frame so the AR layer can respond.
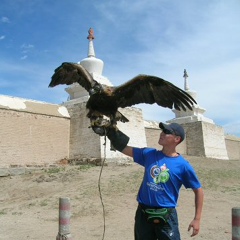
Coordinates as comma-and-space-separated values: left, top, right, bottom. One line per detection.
92, 126, 129, 152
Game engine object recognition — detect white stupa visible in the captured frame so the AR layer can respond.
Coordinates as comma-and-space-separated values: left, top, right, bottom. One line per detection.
63, 28, 147, 163
167, 70, 228, 160
168, 69, 214, 124
65, 28, 112, 102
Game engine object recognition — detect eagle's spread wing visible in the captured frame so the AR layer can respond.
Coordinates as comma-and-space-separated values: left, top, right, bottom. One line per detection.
113, 75, 196, 111
49, 62, 97, 91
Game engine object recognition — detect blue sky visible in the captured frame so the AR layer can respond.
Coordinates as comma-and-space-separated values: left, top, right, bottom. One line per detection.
0, 0, 240, 136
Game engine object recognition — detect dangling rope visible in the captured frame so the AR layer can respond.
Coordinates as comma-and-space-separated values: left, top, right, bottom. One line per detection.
98, 132, 107, 240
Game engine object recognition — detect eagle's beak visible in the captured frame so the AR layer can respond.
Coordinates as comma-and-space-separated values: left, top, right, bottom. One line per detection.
89, 88, 96, 95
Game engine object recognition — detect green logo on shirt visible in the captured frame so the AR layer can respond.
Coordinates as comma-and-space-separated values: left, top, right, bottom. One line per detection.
151, 164, 170, 184
155, 170, 170, 183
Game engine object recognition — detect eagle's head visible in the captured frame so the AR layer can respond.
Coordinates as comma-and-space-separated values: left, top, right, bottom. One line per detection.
89, 83, 103, 95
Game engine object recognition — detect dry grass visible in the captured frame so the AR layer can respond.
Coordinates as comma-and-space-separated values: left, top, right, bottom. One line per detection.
0, 156, 239, 239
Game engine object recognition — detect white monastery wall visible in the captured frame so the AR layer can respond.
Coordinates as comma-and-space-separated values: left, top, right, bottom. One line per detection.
0, 96, 70, 167
64, 100, 146, 164
179, 122, 228, 159
225, 135, 240, 160
64, 101, 101, 161
102, 107, 147, 163
201, 122, 229, 159
0, 96, 239, 171
144, 121, 239, 160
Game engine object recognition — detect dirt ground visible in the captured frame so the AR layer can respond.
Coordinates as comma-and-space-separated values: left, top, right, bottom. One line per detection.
0, 156, 240, 240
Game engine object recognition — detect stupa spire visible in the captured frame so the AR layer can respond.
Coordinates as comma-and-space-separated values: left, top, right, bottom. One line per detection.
80, 28, 103, 75
87, 28, 95, 57
183, 69, 190, 91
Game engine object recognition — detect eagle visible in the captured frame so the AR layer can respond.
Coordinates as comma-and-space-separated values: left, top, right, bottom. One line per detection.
49, 62, 196, 127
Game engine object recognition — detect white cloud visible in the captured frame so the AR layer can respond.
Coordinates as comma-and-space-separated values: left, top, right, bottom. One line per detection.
0, 35, 5, 40
21, 44, 34, 49
20, 55, 28, 60
1, 16, 10, 23
20, 44, 34, 57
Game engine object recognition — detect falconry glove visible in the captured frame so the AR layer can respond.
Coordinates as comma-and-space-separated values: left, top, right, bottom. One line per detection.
92, 126, 129, 152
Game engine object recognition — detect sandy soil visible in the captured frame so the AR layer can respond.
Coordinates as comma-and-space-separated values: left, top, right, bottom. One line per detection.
0, 156, 239, 240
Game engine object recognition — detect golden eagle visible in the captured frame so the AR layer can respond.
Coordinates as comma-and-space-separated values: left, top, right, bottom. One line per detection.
49, 62, 196, 126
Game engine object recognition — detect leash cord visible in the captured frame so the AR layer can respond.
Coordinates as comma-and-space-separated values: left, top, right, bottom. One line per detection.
98, 132, 107, 240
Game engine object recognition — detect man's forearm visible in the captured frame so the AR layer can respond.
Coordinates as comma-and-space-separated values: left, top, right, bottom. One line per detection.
193, 188, 204, 220
121, 146, 133, 157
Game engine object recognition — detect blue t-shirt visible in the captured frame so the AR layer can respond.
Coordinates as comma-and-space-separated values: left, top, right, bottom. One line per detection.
133, 147, 201, 208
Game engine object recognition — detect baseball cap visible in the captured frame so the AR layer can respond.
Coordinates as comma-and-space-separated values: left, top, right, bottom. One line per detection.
159, 122, 185, 142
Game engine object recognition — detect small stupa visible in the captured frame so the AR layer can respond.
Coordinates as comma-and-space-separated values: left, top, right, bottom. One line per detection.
168, 69, 228, 160
169, 69, 214, 124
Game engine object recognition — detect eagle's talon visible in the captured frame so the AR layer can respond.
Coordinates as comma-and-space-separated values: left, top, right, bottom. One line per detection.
90, 115, 112, 129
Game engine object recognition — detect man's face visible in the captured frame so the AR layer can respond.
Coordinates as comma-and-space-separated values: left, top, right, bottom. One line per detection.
158, 130, 181, 146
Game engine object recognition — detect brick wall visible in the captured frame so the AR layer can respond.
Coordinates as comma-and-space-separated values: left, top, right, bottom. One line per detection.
1, 95, 239, 169
225, 135, 240, 160
145, 121, 240, 160
0, 106, 70, 167
64, 101, 101, 160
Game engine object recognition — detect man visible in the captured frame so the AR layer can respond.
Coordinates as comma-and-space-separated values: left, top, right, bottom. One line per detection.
93, 122, 204, 240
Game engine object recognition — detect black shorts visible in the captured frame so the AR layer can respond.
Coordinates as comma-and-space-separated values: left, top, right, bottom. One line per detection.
134, 205, 181, 240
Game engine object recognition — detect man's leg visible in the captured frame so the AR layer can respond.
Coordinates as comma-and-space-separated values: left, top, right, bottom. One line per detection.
134, 206, 157, 240
154, 209, 181, 240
